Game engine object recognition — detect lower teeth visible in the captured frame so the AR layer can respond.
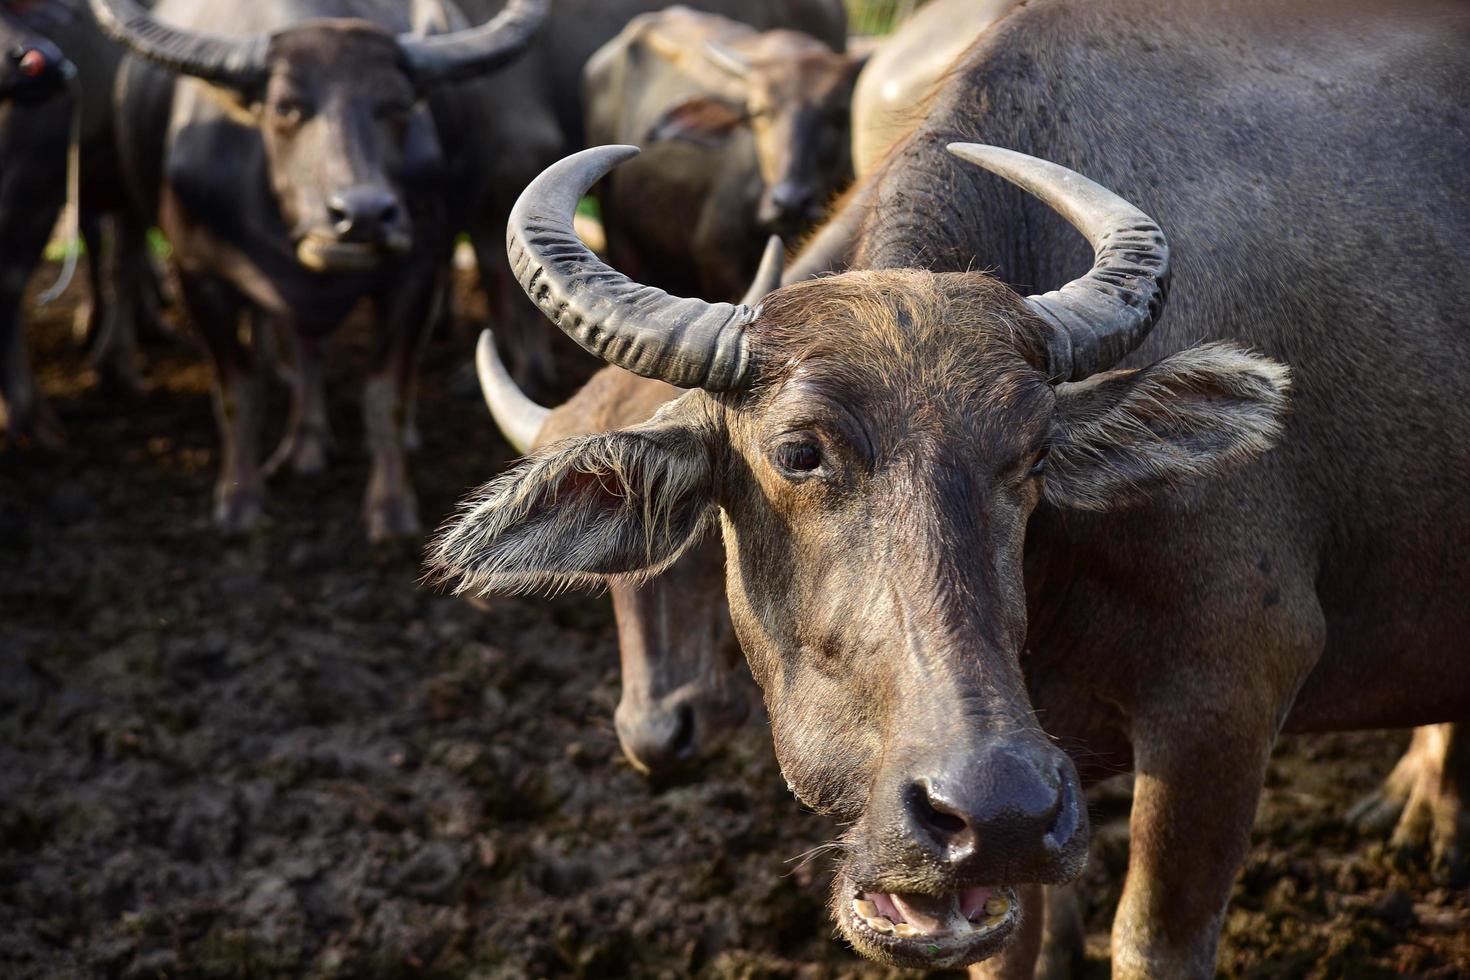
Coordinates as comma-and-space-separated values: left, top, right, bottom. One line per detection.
852, 891, 1013, 940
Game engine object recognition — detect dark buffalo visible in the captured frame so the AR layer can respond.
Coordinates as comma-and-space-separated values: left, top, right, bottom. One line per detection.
430, 0, 1469, 973
450, 0, 847, 386
469, 239, 783, 773
92, 0, 546, 537
5, 0, 170, 391
584, 6, 863, 301
0, 6, 72, 448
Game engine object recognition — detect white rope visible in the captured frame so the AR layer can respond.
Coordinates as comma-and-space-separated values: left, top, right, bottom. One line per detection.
38, 86, 81, 305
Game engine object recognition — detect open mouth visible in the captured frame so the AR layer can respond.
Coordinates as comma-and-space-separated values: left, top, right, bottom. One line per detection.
837, 875, 1020, 969
296, 236, 399, 273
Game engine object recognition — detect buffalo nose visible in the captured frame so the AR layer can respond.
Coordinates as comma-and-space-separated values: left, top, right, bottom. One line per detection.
760, 182, 816, 226
904, 743, 1082, 877
616, 702, 696, 775
326, 186, 402, 242
771, 181, 814, 214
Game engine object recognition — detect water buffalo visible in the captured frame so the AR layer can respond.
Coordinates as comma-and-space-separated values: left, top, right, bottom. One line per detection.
429, 0, 1469, 973
450, 0, 847, 387
583, 6, 864, 301
469, 239, 783, 774
0, 6, 72, 449
5, 0, 171, 392
91, 0, 547, 537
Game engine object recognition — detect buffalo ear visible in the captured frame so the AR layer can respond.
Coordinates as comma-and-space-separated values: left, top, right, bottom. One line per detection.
1044, 343, 1291, 511
426, 410, 718, 596
646, 96, 747, 148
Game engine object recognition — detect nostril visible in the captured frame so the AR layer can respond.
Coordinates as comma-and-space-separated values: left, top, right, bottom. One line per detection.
1045, 768, 1081, 849
669, 703, 696, 760
774, 186, 813, 214
327, 200, 350, 231
379, 202, 400, 227
906, 781, 970, 844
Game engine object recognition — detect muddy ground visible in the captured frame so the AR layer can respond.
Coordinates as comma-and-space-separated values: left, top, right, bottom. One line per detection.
2, 267, 1467, 979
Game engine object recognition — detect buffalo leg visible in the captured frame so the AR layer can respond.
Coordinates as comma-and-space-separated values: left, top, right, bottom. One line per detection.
1349, 723, 1469, 884
92, 211, 146, 393
1035, 884, 1085, 980
264, 326, 332, 477
75, 208, 105, 345
362, 275, 436, 540
180, 274, 263, 530
0, 275, 62, 451
1112, 692, 1283, 978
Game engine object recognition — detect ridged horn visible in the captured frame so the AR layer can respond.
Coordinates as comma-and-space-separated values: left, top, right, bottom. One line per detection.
88, 0, 268, 89
398, 0, 547, 87
947, 143, 1170, 382
507, 145, 756, 391
740, 236, 785, 307
475, 330, 548, 455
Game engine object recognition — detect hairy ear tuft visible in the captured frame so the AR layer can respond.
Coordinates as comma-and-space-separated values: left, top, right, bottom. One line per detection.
1046, 342, 1292, 511
425, 419, 716, 596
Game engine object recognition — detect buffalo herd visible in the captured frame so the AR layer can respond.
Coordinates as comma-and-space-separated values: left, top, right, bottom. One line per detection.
2, 0, 1466, 975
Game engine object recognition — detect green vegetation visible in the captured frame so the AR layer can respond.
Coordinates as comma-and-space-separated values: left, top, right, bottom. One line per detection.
846, 0, 918, 36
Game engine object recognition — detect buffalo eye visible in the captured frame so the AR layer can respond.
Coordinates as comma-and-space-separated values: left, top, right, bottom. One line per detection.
774, 440, 823, 476
272, 98, 307, 126
1029, 446, 1050, 477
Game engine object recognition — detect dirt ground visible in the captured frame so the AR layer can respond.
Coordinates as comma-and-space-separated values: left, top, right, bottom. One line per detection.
2, 266, 1467, 979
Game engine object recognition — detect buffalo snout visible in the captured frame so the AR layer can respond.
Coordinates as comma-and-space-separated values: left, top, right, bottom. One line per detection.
889, 738, 1088, 884
614, 681, 750, 776
758, 180, 819, 232
296, 183, 412, 273
1, 38, 74, 100
326, 185, 405, 245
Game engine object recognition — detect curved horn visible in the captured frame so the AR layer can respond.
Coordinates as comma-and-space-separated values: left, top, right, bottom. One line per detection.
947, 143, 1170, 382
740, 236, 785, 307
88, 0, 267, 89
507, 145, 756, 391
398, 0, 547, 87
476, 330, 548, 455
702, 41, 750, 80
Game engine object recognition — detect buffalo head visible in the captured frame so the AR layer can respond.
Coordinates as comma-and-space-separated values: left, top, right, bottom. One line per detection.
429, 145, 1291, 970
648, 27, 863, 236
89, 0, 546, 273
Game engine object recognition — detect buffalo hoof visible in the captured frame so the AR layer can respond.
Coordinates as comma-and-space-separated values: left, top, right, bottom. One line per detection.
2, 404, 66, 453
365, 493, 421, 543
1349, 724, 1469, 885
213, 486, 265, 533
265, 429, 331, 478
